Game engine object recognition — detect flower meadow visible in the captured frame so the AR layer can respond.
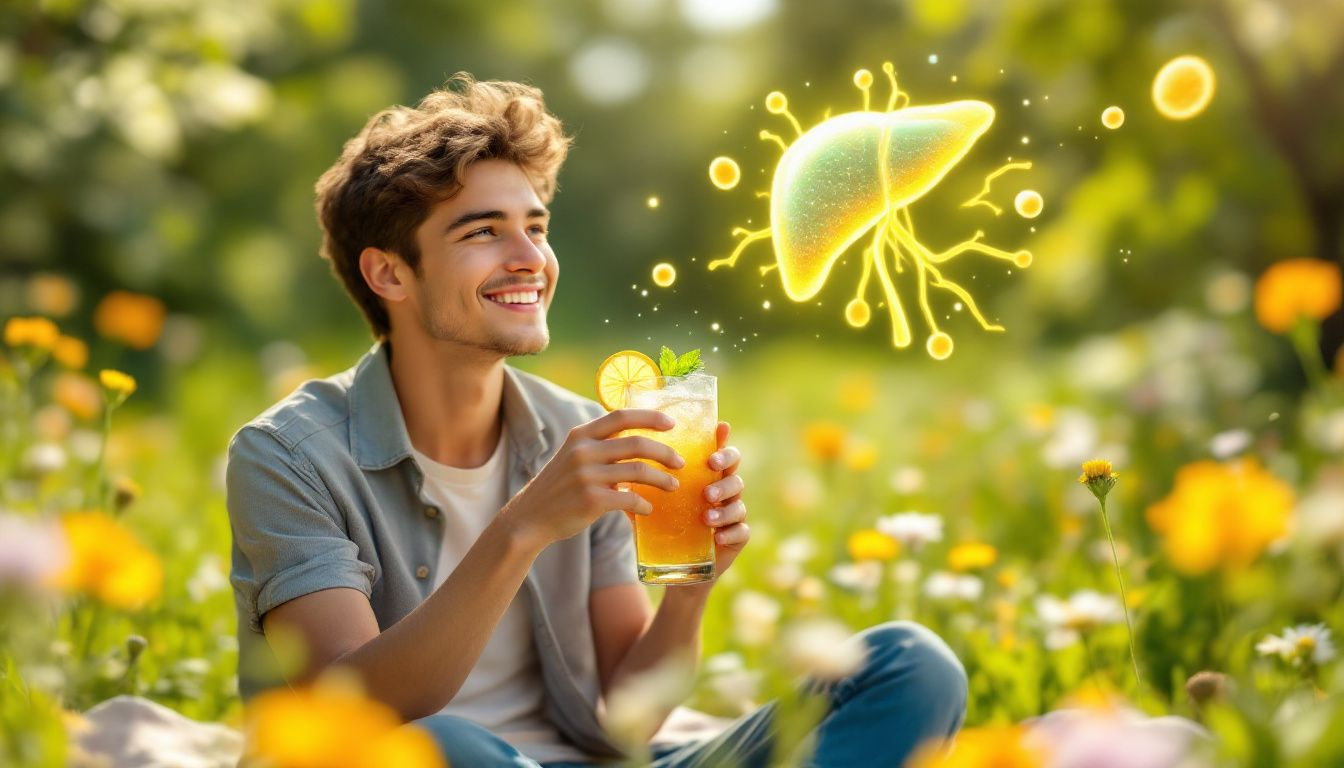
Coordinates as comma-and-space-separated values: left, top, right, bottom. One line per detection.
2, 259, 1344, 767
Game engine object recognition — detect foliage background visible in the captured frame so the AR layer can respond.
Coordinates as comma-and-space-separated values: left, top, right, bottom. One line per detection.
3, 0, 1344, 765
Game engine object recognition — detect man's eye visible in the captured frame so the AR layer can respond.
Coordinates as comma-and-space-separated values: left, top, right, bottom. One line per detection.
529, 225, 548, 236
465, 227, 494, 239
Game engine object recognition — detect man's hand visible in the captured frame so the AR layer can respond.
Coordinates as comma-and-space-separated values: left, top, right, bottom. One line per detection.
503, 409, 683, 548
703, 421, 748, 576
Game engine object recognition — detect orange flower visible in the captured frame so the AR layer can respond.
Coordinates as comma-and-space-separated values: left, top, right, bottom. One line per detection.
847, 529, 899, 561
949, 542, 998, 572
53, 511, 163, 610
93, 291, 166, 349
1146, 458, 1293, 575
52, 335, 88, 369
1253, 258, 1341, 333
27, 273, 79, 317
54, 373, 102, 420
907, 724, 1047, 768
246, 675, 445, 768
4, 316, 59, 350
803, 421, 846, 462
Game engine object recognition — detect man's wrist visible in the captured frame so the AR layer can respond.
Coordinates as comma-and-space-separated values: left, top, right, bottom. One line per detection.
660, 581, 713, 611
491, 501, 550, 558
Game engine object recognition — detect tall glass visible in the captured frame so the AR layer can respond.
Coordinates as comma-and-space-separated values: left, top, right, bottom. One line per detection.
623, 373, 717, 585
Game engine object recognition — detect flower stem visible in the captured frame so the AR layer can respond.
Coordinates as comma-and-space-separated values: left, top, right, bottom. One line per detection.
1290, 319, 1335, 401
1098, 496, 1142, 687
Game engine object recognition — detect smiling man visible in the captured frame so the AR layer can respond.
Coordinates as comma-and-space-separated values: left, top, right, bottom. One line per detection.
226, 74, 967, 767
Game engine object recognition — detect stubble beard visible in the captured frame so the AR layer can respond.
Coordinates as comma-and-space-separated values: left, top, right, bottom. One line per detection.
419, 291, 550, 358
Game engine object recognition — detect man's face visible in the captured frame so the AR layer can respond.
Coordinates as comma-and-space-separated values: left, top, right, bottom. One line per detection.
402, 159, 558, 357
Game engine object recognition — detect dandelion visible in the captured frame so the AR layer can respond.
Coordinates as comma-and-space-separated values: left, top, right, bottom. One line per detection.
98, 369, 137, 406
3, 316, 59, 350
53, 511, 163, 610
948, 542, 997, 572
93, 291, 166, 349
1257, 623, 1336, 668
245, 673, 445, 768
877, 511, 943, 551
1035, 591, 1125, 650
843, 438, 878, 471
802, 421, 846, 462
52, 335, 88, 369
846, 529, 899, 561
907, 724, 1047, 768
782, 618, 865, 681
1146, 458, 1293, 575
1078, 459, 1141, 685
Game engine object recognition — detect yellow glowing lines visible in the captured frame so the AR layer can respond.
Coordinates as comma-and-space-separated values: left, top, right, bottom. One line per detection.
758, 130, 788, 152
1101, 106, 1125, 129
708, 156, 741, 190
707, 61, 1035, 359
1152, 55, 1215, 120
961, 161, 1033, 216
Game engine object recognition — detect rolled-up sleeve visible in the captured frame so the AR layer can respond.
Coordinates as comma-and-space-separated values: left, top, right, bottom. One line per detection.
226, 426, 375, 632
588, 509, 638, 591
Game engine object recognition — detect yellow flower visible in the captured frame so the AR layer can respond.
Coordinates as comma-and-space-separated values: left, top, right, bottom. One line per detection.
1146, 458, 1293, 575
907, 724, 1047, 768
54, 373, 102, 420
1078, 458, 1119, 501
802, 421, 847, 462
1254, 258, 1341, 333
52, 335, 89, 369
246, 675, 445, 768
54, 511, 163, 610
847, 529, 899, 561
837, 373, 876, 413
843, 438, 878, 471
949, 542, 997, 572
99, 368, 137, 401
93, 291, 166, 349
4, 316, 59, 350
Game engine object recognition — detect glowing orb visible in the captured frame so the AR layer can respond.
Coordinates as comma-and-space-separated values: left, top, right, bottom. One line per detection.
647, 196, 660, 208
1014, 190, 1043, 219
1152, 55, 1215, 120
1101, 106, 1124, 129
652, 262, 677, 287
709, 156, 741, 190
708, 62, 1033, 358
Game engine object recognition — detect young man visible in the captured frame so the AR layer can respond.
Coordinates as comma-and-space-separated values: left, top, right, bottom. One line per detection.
227, 75, 967, 766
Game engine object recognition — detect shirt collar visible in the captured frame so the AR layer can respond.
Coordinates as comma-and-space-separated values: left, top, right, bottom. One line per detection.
348, 340, 550, 472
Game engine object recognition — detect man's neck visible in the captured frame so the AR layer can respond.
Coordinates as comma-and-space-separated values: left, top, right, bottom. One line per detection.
385, 332, 505, 469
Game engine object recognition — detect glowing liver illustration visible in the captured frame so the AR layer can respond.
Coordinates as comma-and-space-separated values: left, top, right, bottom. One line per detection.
709, 63, 1033, 359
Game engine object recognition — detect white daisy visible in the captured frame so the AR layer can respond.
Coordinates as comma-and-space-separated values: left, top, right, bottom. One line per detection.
876, 512, 944, 550
1258, 623, 1336, 667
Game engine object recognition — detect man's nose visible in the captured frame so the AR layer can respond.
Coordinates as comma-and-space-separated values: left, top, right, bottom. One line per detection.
505, 230, 548, 272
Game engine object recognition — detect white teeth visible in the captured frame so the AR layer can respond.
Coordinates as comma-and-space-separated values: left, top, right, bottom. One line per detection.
488, 290, 540, 305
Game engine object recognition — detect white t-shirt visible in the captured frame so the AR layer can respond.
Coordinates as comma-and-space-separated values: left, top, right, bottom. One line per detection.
413, 430, 591, 764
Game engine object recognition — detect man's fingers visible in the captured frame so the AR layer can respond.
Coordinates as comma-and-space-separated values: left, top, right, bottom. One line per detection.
580, 409, 674, 439
597, 435, 684, 469
705, 473, 744, 503
708, 446, 741, 474
599, 488, 653, 517
716, 421, 730, 450
594, 462, 680, 493
706, 499, 746, 527
714, 522, 750, 547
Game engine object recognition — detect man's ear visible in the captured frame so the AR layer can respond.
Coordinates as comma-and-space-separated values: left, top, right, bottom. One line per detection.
359, 247, 412, 303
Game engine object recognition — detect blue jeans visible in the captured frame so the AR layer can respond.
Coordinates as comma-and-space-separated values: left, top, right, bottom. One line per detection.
414, 621, 967, 767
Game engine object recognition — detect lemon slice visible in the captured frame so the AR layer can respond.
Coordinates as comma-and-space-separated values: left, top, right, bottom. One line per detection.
595, 350, 663, 411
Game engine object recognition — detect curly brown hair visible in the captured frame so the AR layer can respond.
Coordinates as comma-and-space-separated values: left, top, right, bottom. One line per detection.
314, 73, 571, 338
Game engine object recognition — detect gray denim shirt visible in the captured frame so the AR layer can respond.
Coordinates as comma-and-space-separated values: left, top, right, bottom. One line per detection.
226, 341, 636, 760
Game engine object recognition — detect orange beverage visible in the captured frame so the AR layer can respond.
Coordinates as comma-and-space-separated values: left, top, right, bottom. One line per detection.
623, 373, 717, 584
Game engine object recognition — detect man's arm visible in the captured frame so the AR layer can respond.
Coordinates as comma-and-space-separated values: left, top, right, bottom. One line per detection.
239, 409, 683, 722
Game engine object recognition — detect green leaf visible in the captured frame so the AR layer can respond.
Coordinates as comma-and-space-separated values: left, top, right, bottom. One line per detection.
657, 346, 704, 377
659, 346, 678, 377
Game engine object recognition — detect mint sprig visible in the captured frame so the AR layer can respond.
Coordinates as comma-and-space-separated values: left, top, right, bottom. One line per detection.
658, 346, 704, 377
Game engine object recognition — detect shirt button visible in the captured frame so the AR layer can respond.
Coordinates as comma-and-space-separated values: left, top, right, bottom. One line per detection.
415, 565, 430, 580
424, 506, 439, 519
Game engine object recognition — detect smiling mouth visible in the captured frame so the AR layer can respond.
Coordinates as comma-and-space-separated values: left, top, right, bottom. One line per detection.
485, 289, 542, 306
